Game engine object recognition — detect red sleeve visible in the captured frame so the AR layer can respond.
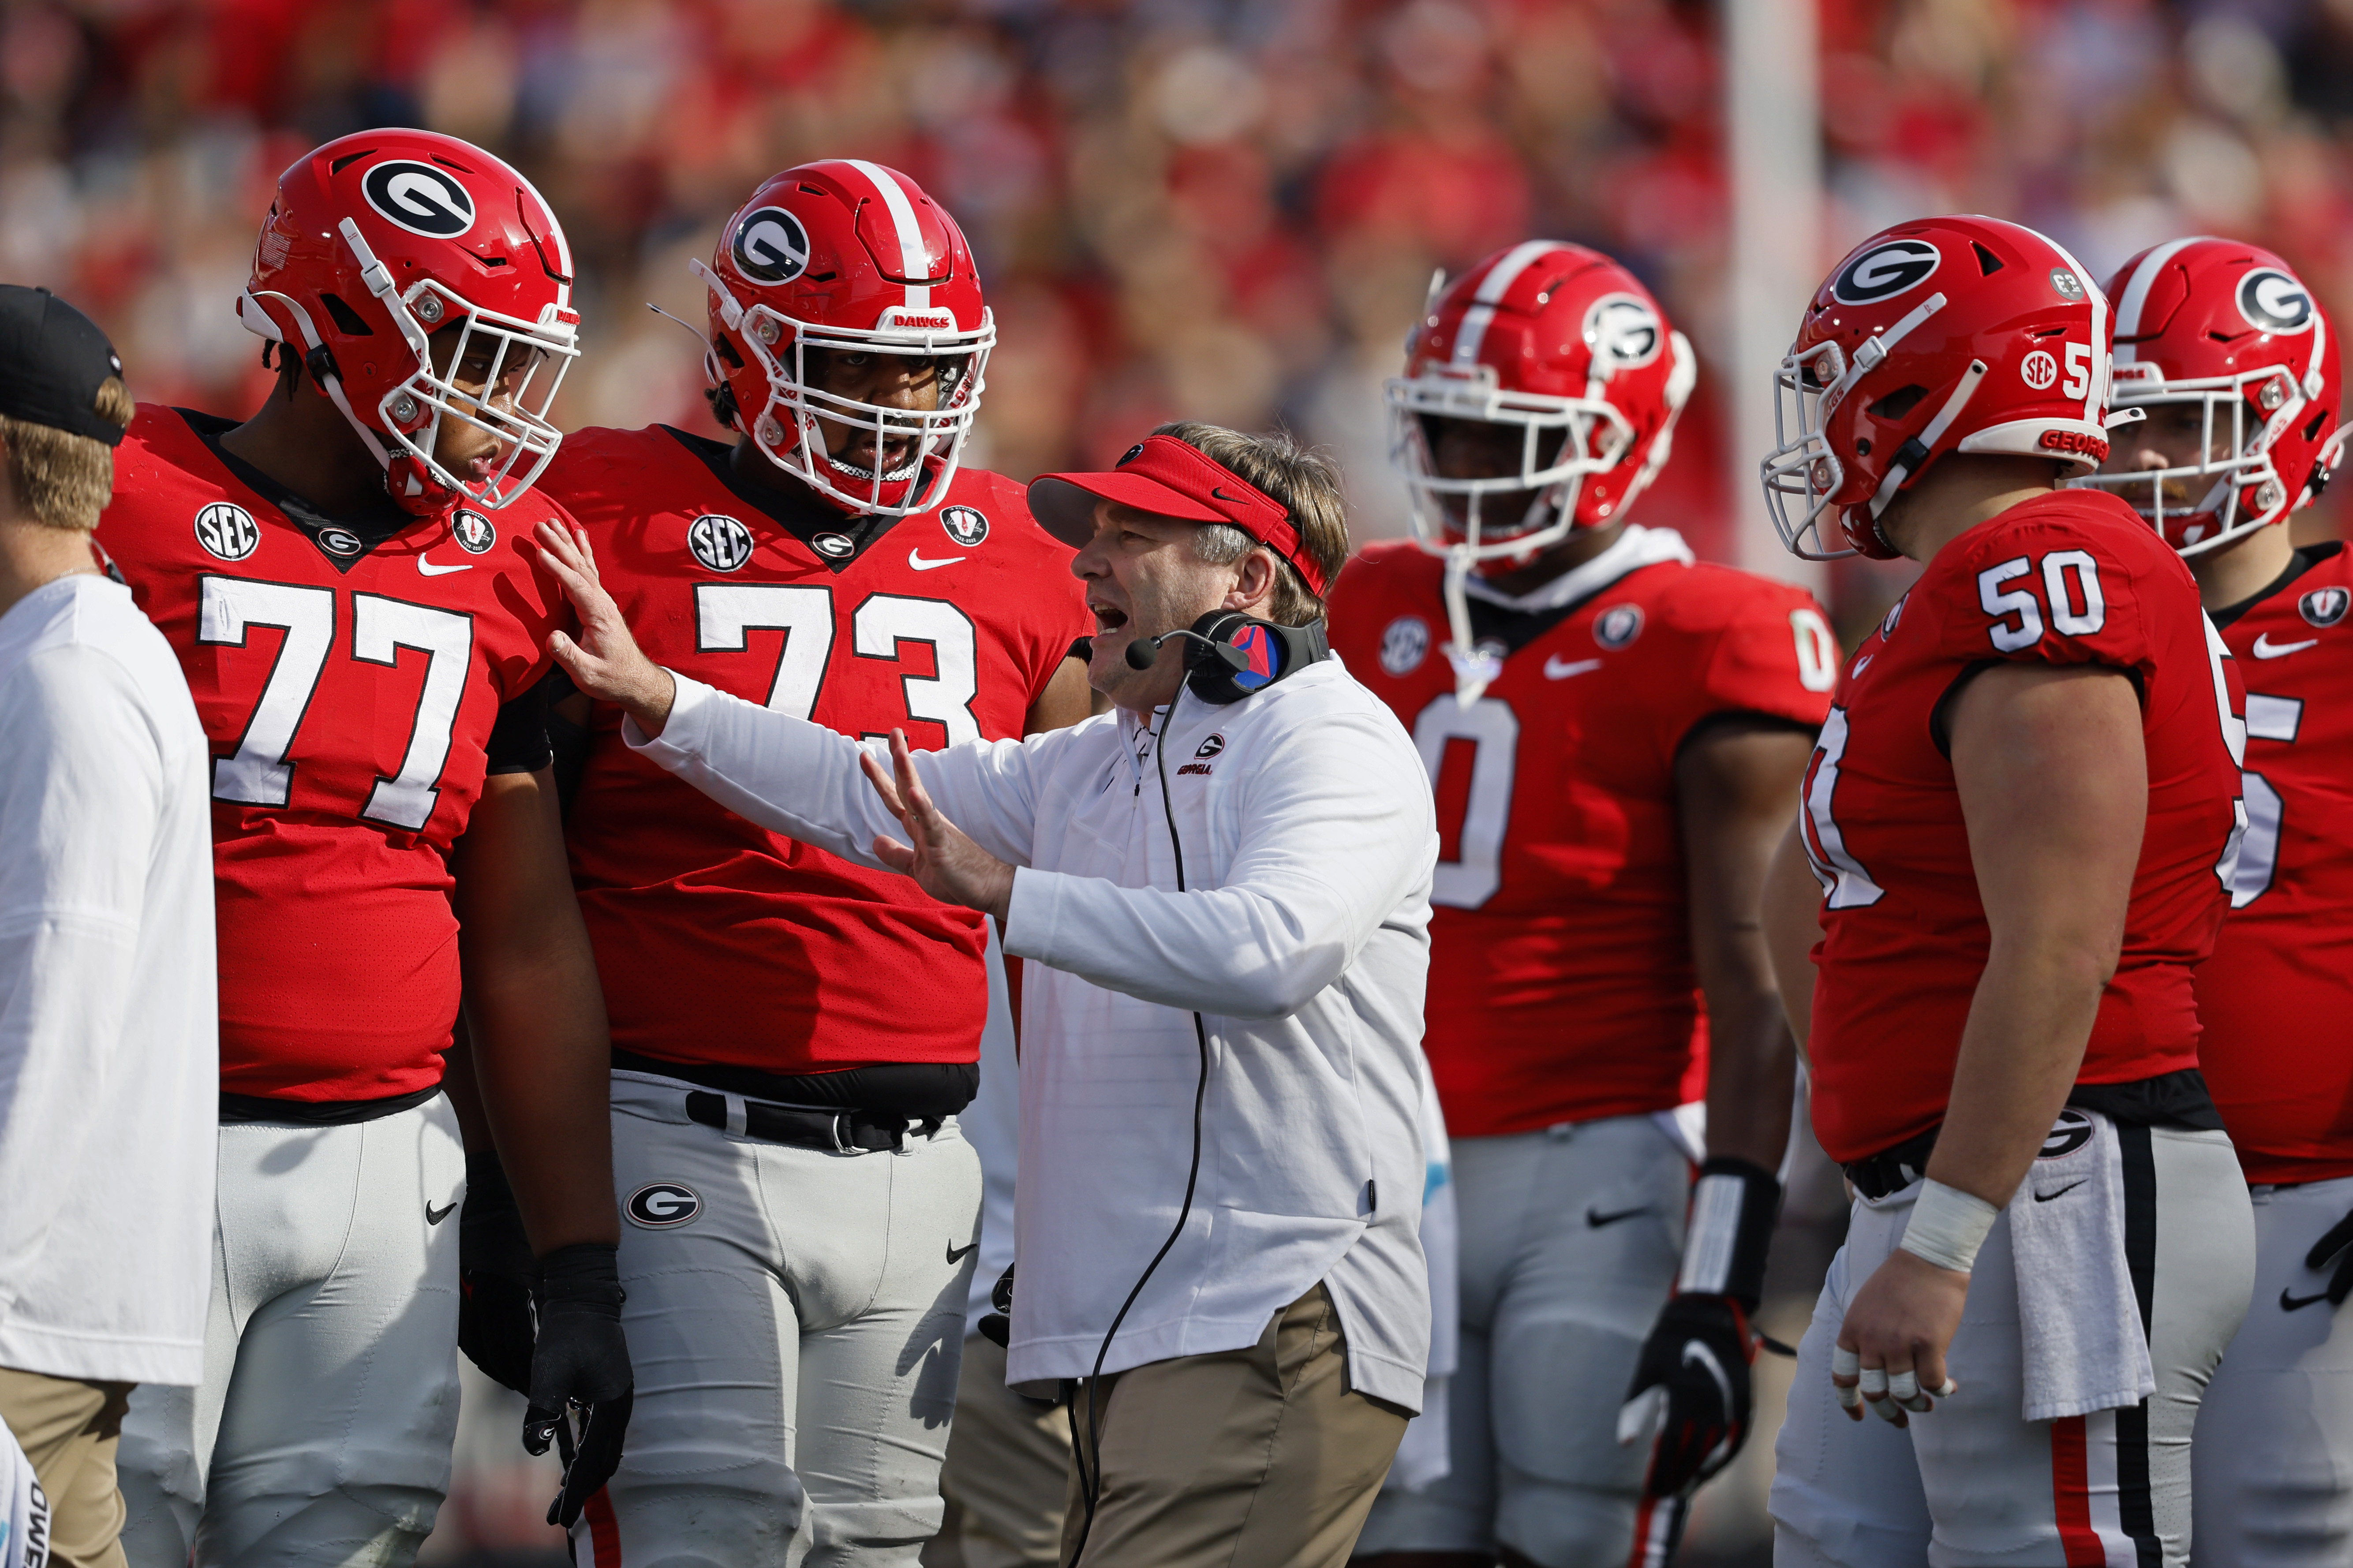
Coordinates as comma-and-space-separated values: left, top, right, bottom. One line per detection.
1651, 575, 1837, 759
1932, 508, 2161, 688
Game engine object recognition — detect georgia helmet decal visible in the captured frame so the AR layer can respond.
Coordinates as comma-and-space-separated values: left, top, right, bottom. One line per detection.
732, 206, 812, 284
2237, 268, 2316, 335
1831, 239, 1942, 305
1583, 294, 1665, 370
360, 160, 476, 239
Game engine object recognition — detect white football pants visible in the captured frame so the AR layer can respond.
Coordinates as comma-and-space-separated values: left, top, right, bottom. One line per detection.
570, 1071, 980, 1568
1770, 1124, 2252, 1568
2192, 1173, 2353, 1565
1353, 1113, 1691, 1566
116, 1095, 467, 1567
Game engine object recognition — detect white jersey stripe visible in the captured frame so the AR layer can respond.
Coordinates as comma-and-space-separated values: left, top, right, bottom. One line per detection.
846, 158, 932, 311
1451, 239, 1561, 369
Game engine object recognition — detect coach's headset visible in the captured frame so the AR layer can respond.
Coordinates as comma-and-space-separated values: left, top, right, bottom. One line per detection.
998, 608, 1319, 1563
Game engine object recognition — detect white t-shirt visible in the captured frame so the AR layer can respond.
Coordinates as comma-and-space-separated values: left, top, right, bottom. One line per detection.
0, 573, 216, 1386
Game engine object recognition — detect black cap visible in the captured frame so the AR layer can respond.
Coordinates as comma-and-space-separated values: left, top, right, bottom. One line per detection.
0, 285, 126, 448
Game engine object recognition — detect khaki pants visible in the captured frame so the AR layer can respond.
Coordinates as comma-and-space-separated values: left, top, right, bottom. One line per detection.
0, 1367, 136, 1568
938, 1333, 1071, 1568
1061, 1284, 1408, 1568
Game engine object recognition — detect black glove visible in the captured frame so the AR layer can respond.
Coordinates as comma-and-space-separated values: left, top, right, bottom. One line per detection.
2306, 1206, 2353, 1306
1621, 1156, 1782, 1498
976, 1264, 1014, 1349
1621, 1293, 1758, 1495
523, 1242, 634, 1530
457, 1151, 536, 1395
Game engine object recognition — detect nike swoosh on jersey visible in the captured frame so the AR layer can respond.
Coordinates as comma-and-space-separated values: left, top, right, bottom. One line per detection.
1586, 1205, 1653, 1228
1545, 655, 1603, 680
947, 1240, 980, 1264
908, 549, 965, 571
426, 1200, 458, 1225
2031, 1180, 2085, 1202
417, 556, 473, 577
2282, 1286, 2332, 1311
2253, 633, 2320, 658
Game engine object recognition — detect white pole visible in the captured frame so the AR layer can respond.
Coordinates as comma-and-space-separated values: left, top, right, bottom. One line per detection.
1726, 0, 1826, 590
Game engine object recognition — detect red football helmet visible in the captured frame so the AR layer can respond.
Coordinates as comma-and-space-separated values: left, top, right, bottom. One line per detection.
1387, 241, 1695, 695
237, 130, 580, 516
1763, 216, 2115, 560
2076, 237, 2348, 554
693, 160, 994, 516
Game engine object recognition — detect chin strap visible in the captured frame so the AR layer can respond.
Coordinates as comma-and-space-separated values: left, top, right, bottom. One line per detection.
1442, 544, 1500, 706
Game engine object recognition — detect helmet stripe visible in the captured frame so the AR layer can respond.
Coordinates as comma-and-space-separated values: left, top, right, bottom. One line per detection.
2110, 236, 2203, 360
2039, 230, 2109, 424
845, 159, 932, 311
1451, 239, 1562, 369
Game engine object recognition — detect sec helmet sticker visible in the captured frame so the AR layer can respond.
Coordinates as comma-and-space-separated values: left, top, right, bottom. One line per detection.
2020, 350, 2059, 391
360, 160, 476, 239
732, 206, 811, 285
626, 1182, 702, 1228
1583, 294, 1664, 370
939, 506, 990, 547
451, 509, 496, 554
688, 514, 754, 572
194, 502, 259, 562
1379, 616, 1432, 677
1832, 239, 1941, 306
2238, 269, 2316, 335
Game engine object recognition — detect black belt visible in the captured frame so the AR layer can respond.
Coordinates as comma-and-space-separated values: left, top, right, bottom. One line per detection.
683, 1090, 939, 1154
1844, 1126, 1938, 1201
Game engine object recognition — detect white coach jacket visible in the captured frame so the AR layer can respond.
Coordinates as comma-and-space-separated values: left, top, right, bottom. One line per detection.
632, 655, 1439, 1407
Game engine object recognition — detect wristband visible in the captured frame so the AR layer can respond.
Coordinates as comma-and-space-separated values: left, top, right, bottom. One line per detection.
1898, 1179, 1999, 1274
537, 1241, 625, 1313
1676, 1157, 1782, 1310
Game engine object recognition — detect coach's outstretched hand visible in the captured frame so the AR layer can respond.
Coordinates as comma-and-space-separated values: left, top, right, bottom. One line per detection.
535, 519, 678, 738
523, 1241, 634, 1530
861, 729, 1017, 922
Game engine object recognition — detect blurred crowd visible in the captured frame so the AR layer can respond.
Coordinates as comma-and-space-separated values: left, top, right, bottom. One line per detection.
4, 5, 2351, 1559
4, 0, 2350, 578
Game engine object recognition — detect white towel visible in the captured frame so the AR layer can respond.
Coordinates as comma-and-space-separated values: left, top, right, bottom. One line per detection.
2005, 1107, 2155, 1422
1385, 1054, 1458, 1494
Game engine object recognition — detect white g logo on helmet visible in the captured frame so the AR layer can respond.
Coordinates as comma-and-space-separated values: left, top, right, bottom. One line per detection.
732, 207, 811, 284
2237, 269, 2316, 335
360, 161, 476, 239
1584, 294, 1664, 370
1832, 239, 1942, 305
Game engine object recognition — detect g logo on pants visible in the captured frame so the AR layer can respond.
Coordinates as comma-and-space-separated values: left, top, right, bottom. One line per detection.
627, 1182, 702, 1228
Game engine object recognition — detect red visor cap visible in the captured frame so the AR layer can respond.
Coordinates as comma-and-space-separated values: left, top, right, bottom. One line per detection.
1028, 434, 1328, 596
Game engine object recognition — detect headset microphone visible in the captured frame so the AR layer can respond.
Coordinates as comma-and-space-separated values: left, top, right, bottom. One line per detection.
1120, 610, 1330, 703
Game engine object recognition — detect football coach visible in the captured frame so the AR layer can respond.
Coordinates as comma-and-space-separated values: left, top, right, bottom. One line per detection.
538, 422, 1436, 1568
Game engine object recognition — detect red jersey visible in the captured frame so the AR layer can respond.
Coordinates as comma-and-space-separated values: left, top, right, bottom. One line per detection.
103, 406, 570, 1101
1330, 531, 1837, 1138
2198, 542, 2353, 1184
541, 426, 1089, 1076
1799, 489, 2244, 1164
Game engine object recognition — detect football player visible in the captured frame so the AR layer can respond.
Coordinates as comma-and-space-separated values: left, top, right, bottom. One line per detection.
537, 160, 1091, 1565
1333, 242, 1834, 1568
1760, 216, 2252, 1568
2083, 237, 2353, 1565
101, 131, 629, 1565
